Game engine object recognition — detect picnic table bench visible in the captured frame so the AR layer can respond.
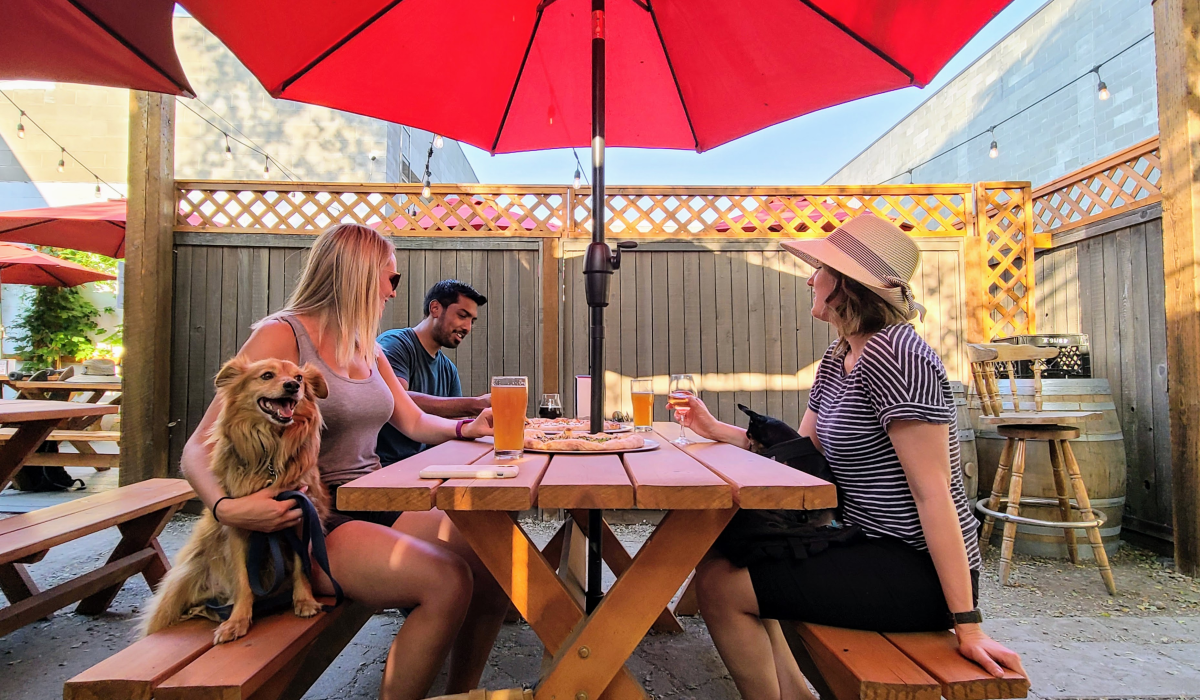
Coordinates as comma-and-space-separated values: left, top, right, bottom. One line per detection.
1, 478, 193, 638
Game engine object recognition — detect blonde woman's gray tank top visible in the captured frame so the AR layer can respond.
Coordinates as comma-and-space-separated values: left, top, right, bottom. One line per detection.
281, 315, 394, 487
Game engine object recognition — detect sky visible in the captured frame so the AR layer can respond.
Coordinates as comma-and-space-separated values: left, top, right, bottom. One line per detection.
462, 0, 1051, 187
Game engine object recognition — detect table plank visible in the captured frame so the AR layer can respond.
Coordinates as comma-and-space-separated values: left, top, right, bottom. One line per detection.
538, 455, 634, 509
335, 440, 493, 512
681, 440, 837, 510
624, 435, 732, 509
0, 399, 117, 424
436, 452, 551, 511
2, 381, 121, 392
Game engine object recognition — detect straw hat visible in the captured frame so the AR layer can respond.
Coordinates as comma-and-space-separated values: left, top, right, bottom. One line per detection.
780, 213, 926, 321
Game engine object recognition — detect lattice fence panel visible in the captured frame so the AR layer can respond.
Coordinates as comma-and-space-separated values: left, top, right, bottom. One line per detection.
176, 184, 568, 236
978, 184, 1035, 340
570, 187, 970, 238
1031, 138, 1161, 233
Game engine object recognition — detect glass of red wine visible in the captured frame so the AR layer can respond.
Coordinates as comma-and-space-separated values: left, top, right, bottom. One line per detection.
538, 393, 564, 420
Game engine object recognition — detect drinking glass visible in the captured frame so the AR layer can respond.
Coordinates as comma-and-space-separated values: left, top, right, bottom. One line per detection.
538, 393, 564, 420
630, 378, 654, 432
668, 374, 696, 445
491, 376, 528, 459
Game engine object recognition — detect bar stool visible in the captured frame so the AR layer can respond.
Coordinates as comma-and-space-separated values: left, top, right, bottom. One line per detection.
969, 343, 1116, 595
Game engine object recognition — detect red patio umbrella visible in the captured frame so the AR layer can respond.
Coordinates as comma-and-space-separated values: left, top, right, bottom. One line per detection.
182, 0, 1012, 609
0, 200, 127, 259
1, 0, 193, 96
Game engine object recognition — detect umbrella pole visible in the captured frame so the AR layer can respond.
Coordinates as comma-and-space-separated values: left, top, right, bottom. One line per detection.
583, 0, 608, 615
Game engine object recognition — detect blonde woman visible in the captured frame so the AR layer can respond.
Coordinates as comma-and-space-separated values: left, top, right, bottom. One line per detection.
676, 215, 1025, 700
180, 224, 507, 700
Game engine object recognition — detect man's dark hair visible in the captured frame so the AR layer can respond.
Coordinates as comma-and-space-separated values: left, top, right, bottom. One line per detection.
423, 279, 487, 316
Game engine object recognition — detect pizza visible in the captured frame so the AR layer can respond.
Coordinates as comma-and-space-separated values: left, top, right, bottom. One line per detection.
524, 429, 645, 452
526, 417, 624, 432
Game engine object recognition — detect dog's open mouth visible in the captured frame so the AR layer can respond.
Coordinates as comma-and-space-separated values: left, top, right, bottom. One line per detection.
258, 396, 297, 424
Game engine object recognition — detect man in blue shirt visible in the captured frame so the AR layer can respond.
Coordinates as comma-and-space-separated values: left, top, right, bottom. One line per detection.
376, 279, 491, 466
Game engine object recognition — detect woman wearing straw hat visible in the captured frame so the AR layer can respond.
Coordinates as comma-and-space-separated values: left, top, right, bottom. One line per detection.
677, 214, 1024, 699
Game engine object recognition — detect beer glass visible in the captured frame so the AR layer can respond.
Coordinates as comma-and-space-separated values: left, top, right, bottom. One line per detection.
492, 376, 528, 459
630, 378, 654, 432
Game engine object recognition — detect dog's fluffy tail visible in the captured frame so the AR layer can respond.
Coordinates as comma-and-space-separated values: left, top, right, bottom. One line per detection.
138, 520, 220, 638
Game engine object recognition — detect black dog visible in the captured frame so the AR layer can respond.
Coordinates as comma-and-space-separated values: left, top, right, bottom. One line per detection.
737, 403, 834, 484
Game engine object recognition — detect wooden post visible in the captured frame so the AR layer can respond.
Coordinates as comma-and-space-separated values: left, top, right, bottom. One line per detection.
541, 235, 562, 395
1154, 0, 1200, 576
121, 92, 176, 485
966, 185, 987, 343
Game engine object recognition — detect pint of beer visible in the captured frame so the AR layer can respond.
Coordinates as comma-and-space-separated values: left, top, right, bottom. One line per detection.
491, 376, 528, 459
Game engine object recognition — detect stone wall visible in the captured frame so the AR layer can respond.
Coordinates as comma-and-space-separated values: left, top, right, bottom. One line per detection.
827, 0, 1157, 186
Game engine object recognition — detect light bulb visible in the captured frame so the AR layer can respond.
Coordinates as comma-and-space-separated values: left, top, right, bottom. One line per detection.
574, 168, 581, 190
989, 140, 999, 159
57, 150, 65, 172
1097, 81, 1110, 100
264, 157, 270, 175
224, 135, 233, 160
94, 181, 101, 198
433, 134, 444, 149
16, 113, 24, 139
421, 180, 432, 199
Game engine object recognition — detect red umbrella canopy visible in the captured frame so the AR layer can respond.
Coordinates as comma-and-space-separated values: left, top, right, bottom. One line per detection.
0, 0, 193, 96
0, 242, 116, 287
0, 201, 127, 259
182, 0, 1009, 153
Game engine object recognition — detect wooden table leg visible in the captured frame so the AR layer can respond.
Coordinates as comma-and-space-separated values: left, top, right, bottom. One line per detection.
0, 562, 40, 603
76, 504, 181, 614
0, 419, 59, 492
570, 510, 685, 634
536, 508, 736, 700
447, 511, 650, 700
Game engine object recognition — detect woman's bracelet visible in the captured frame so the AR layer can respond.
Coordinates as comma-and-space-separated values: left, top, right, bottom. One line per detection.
455, 418, 470, 439
212, 496, 232, 523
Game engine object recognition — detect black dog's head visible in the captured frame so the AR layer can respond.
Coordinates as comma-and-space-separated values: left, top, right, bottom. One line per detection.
738, 404, 802, 454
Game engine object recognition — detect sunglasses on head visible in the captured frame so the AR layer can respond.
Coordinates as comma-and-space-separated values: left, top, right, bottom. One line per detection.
388, 273, 402, 291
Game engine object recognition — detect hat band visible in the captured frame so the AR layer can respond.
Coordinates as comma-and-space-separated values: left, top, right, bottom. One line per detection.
827, 227, 917, 312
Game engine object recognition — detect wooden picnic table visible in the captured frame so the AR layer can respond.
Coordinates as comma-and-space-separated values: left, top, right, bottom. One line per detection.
338, 421, 836, 700
0, 399, 118, 492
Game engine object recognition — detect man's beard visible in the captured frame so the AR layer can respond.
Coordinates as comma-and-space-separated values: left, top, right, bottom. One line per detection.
433, 324, 464, 348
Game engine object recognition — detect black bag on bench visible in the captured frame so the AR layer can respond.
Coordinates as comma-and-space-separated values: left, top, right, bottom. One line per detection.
713, 405, 860, 568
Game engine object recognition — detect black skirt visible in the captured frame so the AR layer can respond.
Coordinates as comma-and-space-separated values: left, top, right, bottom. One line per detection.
324, 485, 403, 532
747, 535, 979, 633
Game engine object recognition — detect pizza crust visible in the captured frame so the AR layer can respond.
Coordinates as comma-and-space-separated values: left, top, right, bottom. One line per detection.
526, 418, 622, 432
524, 429, 645, 452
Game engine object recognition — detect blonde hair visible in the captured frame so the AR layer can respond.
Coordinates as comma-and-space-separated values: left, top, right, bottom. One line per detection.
270, 224, 394, 368
820, 267, 909, 355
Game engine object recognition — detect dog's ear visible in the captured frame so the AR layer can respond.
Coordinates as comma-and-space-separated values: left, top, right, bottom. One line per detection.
737, 403, 758, 419
215, 357, 248, 389
301, 364, 329, 400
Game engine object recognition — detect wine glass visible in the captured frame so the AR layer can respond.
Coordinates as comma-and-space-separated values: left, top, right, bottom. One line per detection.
538, 393, 563, 420
668, 374, 696, 445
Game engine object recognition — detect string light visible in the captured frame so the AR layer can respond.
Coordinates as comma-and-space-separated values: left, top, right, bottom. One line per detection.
224, 134, 233, 160
175, 99, 298, 180
2, 91, 121, 198
571, 148, 590, 189
574, 167, 582, 190
1093, 67, 1110, 100
433, 134, 444, 149
881, 31, 1153, 184
263, 156, 270, 176
421, 176, 432, 199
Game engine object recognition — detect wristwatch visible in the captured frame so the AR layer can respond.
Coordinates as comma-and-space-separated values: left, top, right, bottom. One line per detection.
950, 609, 984, 625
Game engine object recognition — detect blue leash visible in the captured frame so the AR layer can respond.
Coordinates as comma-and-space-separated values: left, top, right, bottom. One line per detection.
206, 490, 343, 620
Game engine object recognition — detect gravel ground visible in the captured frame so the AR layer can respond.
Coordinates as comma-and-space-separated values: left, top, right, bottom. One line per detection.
2, 513, 1198, 700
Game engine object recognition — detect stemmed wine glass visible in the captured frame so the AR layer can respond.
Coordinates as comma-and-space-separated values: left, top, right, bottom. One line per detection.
668, 374, 696, 445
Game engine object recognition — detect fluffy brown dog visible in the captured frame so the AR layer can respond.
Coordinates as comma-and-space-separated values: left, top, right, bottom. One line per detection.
141, 357, 329, 644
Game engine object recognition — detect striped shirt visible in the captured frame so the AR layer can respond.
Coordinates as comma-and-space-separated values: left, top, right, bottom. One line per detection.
809, 324, 981, 570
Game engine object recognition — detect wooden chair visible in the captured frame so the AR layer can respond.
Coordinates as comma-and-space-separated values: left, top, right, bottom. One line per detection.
968, 343, 1116, 595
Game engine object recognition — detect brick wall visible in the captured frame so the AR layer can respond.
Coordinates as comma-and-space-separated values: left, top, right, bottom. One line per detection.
827, 0, 1157, 186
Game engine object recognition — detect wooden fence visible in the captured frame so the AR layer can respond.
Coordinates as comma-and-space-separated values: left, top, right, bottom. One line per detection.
166, 181, 1022, 471
1033, 136, 1171, 543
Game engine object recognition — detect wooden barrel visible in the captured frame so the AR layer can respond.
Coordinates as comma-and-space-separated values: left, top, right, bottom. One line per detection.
950, 381, 979, 507
970, 378, 1126, 559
